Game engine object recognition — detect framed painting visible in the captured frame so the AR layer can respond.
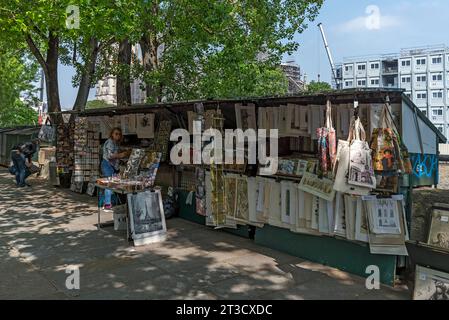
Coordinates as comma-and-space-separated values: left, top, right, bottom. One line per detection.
298, 172, 335, 201
127, 189, 167, 246
123, 148, 146, 179
235, 103, 257, 131
427, 207, 449, 251
414, 265, 449, 300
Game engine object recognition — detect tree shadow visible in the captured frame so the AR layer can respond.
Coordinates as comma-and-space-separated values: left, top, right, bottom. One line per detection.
0, 170, 409, 300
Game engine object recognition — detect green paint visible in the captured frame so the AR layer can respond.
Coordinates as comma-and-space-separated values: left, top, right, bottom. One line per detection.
177, 190, 205, 225
255, 225, 397, 286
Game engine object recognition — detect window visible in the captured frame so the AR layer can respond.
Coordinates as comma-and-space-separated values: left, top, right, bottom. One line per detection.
401, 76, 411, 83
433, 109, 443, 116
401, 60, 411, 67
370, 63, 379, 69
417, 93, 427, 99
345, 81, 353, 87
357, 80, 366, 86
371, 79, 379, 85
405, 92, 411, 98
345, 65, 353, 72
433, 91, 443, 99
421, 110, 427, 116
432, 74, 443, 81
416, 58, 426, 65
417, 75, 427, 82
357, 64, 366, 71
432, 57, 442, 64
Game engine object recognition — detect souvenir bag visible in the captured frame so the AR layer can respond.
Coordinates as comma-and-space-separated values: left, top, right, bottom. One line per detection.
385, 106, 413, 175
332, 118, 371, 196
348, 118, 376, 189
38, 117, 55, 143
371, 105, 403, 175
316, 101, 337, 177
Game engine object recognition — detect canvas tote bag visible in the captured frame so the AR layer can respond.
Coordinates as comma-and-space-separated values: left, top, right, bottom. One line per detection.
333, 117, 371, 196
38, 117, 56, 143
371, 105, 406, 175
348, 118, 376, 189
316, 101, 337, 177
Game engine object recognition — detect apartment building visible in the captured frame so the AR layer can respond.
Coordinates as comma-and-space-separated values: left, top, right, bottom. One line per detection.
336, 45, 449, 140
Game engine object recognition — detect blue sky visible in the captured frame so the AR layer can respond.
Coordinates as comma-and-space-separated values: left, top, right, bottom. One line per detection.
292, 0, 449, 83
56, 0, 449, 109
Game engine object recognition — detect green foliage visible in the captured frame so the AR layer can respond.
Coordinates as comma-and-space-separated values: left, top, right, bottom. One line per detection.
306, 81, 333, 94
85, 100, 115, 109
0, 0, 325, 109
129, 0, 324, 102
0, 50, 39, 127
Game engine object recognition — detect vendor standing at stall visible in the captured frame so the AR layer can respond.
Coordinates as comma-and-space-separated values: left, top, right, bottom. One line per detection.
101, 127, 129, 210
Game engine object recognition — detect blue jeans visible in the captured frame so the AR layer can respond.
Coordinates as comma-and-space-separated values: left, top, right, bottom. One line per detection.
101, 159, 116, 205
11, 151, 28, 187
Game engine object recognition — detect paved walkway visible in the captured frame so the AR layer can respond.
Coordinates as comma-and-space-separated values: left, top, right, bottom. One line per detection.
0, 170, 409, 300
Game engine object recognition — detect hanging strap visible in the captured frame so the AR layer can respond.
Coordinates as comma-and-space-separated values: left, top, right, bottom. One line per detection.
44, 116, 52, 126
325, 100, 333, 130
347, 117, 366, 142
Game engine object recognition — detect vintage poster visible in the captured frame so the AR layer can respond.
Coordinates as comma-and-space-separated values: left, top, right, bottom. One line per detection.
414, 265, 449, 300
127, 190, 167, 246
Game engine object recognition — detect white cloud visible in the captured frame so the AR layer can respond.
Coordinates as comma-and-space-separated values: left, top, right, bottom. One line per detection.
337, 7, 403, 33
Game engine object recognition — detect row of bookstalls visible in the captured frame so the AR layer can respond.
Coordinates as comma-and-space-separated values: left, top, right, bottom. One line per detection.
8, 88, 448, 298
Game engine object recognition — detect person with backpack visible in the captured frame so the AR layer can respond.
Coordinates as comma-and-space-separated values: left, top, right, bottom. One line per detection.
10, 139, 40, 187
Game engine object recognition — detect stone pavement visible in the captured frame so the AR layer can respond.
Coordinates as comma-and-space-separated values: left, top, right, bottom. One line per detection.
0, 170, 410, 300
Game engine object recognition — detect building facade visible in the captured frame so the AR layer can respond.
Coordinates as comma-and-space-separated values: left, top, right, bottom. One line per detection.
95, 45, 146, 105
281, 61, 305, 94
336, 45, 449, 140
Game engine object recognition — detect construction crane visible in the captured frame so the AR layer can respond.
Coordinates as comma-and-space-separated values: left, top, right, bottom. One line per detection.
317, 23, 340, 89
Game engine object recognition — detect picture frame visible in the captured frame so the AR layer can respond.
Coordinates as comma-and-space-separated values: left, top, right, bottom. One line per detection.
333, 192, 347, 237
127, 189, 167, 246
281, 181, 297, 226
136, 113, 155, 139
123, 148, 146, 179
235, 103, 257, 131
413, 265, 449, 300
427, 207, 449, 251
298, 172, 335, 201
285, 104, 309, 136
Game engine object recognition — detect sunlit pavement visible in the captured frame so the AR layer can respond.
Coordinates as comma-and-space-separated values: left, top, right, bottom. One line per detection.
0, 170, 410, 300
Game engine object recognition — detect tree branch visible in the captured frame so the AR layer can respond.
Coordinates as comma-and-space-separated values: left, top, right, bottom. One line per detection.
25, 34, 48, 74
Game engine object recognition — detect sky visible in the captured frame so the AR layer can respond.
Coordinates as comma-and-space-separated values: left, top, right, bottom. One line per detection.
291, 0, 449, 83
55, 0, 449, 110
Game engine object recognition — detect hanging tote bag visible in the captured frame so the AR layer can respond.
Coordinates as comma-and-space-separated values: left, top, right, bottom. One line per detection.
384, 106, 413, 175
38, 117, 56, 143
333, 118, 371, 196
348, 118, 376, 189
371, 105, 402, 175
316, 101, 337, 177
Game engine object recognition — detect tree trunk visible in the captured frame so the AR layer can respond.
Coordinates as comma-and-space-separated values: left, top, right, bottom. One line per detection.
25, 31, 61, 122
116, 39, 132, 107
45, 32, 61, 122
73, 38, 99, 111
140, 33, 160, 102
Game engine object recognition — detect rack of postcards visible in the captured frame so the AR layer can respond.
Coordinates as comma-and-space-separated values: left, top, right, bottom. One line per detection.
65, 112, 172, 197
186, 100, 413, 257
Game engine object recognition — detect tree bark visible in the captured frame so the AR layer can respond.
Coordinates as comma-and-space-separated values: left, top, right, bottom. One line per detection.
25, 31, 61, 120
73, 38, 99, 111
116, 39, 132, 107
45, 32, 61, 122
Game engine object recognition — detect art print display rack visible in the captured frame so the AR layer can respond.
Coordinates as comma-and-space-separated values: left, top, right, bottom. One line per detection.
57, 88, 446, 288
